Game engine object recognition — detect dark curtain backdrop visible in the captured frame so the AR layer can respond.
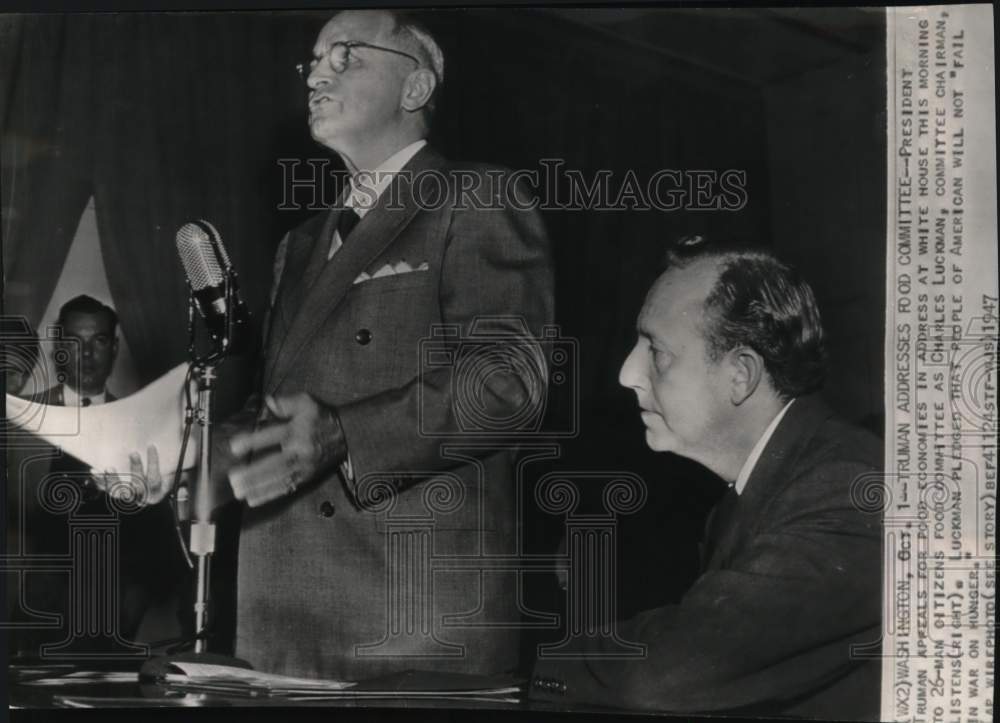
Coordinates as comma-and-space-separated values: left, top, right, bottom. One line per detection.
2, 9, 884, 656
2, 12, 328, 411
426, 10, 775, 620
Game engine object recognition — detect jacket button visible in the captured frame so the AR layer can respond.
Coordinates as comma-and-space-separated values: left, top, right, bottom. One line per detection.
355, 329, 372, 345
318, 501, 336, 518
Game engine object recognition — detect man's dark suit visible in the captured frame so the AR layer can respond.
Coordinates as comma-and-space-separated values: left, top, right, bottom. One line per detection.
225, 145, 554, 680
531, 395, 883, 720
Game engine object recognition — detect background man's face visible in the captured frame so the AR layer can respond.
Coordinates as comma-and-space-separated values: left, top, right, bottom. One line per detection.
55, 311, 118, 395
306, 11, 410, 152
619, 260, 731, 463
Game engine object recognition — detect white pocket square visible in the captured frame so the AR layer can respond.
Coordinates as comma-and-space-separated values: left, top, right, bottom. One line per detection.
353, 261, 429, 285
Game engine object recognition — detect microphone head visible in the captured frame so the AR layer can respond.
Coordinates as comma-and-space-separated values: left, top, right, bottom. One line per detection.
176, 221, 224, 291
197, 219, 232, 268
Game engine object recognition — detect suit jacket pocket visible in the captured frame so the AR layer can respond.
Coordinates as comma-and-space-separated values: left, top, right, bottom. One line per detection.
350, 269, 433, 293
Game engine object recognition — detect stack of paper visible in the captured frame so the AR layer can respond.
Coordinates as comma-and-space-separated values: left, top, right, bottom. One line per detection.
160, 661, 355, 697
159, 662, 522, 702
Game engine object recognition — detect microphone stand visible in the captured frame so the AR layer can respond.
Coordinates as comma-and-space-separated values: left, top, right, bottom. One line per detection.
141, 268, 252, 678
190, 361, 216, 655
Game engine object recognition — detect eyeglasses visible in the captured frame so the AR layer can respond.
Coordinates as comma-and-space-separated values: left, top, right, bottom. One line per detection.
296, 41, 420, 81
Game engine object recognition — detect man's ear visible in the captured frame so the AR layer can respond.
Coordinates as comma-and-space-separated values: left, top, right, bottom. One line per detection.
111, 336, 120, 361
730, 346, 764, 405
400, 68, 436, 112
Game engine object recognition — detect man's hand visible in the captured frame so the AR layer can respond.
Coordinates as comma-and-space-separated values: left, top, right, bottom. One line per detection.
227, 394, 348, 508
100, 445, 172, 506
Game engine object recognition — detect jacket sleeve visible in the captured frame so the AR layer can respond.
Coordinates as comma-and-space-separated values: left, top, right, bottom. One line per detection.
531, 459, 882, 713
334, 172, 554, 503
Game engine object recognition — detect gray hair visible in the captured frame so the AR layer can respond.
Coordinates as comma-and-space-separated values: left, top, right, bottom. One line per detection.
388, 12, 445, 118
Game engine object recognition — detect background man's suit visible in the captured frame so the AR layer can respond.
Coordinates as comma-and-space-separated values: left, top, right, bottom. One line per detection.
225, 145, 554, 679
532, 394, 883, 720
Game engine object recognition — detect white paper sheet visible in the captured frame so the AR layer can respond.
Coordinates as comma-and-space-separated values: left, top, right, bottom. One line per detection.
5, 363, 199, 475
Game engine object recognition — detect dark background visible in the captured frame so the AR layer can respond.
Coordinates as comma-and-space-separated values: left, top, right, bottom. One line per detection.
2, 8, 887, 665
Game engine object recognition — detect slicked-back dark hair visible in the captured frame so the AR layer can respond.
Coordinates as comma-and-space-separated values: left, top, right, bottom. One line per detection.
57, 295, 118, 335
665, 234, 827, 400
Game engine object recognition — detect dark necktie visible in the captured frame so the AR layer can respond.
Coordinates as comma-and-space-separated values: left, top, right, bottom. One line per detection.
337, 207, 361, 242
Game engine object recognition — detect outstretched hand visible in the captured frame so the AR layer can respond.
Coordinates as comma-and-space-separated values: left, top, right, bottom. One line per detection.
227, 394, 348, 508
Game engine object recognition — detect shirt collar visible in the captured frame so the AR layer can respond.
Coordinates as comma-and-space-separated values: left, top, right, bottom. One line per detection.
62, 385, 107, 407
734, 398, 795, 495
345, 139, 427, 218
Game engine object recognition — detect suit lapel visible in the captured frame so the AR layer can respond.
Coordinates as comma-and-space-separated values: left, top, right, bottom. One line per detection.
704, 394, 833, 568
266, 146, 448, 392
301, 210, 339, 292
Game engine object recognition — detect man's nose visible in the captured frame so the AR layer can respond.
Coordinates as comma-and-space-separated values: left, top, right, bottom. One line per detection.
307, 63, 334, 91
619, 343, 642, 390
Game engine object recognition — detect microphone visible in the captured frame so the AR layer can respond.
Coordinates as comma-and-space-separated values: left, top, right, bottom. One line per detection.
175, 220, 249, 351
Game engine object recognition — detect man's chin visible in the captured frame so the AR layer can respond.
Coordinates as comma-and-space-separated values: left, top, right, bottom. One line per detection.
309, 117, 345, 146
643, 426, 677, 454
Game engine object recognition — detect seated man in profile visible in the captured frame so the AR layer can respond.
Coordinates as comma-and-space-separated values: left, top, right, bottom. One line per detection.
531, 236, 882, 720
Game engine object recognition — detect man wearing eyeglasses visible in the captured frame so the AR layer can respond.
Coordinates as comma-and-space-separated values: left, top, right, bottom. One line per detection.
209, 10, 554, 681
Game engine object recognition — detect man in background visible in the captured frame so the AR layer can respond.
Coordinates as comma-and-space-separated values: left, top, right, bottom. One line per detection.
30, 294, 119, 407
10, 296, 178, 653
531, 236, 882, 720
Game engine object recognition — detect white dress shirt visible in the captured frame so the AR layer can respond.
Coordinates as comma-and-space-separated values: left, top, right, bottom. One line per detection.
328, 139, 428, 260
62, 385, 108, 407
733, 399, 795, 495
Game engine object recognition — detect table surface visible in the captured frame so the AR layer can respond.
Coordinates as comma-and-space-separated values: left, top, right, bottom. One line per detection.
5, 661, 591, 714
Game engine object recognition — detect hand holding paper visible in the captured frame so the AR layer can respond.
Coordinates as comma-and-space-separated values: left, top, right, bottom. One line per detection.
96, 445, 171, 506
4, 363, 199, 506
